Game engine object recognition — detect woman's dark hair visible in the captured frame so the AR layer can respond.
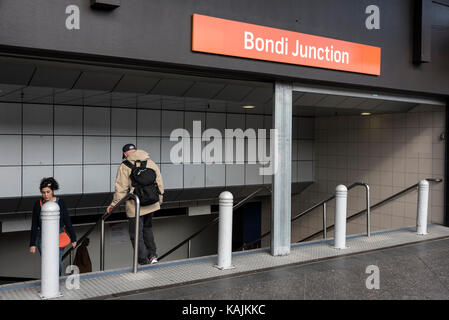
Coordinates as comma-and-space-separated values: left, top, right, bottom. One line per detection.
39, 177, 59, 191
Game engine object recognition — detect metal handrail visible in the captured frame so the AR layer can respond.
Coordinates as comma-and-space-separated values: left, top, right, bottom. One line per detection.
239, 181, 371, 250
158, 186, 271, 261
298, 178, 443, 243
62, 192, 141, 274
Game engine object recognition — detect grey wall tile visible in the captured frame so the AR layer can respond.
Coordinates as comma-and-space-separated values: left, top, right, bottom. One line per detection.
206, 113, 226, 133
84, 165, 110, 193
299, 118, 315, 139
54, 136, 82, 165
137, 137, 161, 163
185, 112, 205, 137
0, 135, 21, 165
299, 140, 314, 161
226, 164, 245, 186
184, 164, 205, 188
84, 107, 110, 136
23, 135, 53, 165
245, 163, 264, 185
111, 136, 136, 164
162, 110, 184, 137
161, 164, 183, 189
246, 114, 264, 131
205, 164, 225, 187
137, 109, 161, 136
54, 105, 82, 135
54, 165, 82, 194
0, 166, 21, 198
299, 161, 314, 182
23, 166, 53, 196
84, 136, 110, 164
0, 102, 21, 134
227, 113, 246, 130
111, 108, 136, 136
110, 164, 120, 192
23, 104, 53, 135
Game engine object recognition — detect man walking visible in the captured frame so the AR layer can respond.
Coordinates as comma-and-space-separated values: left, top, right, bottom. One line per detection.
107, 144, 164, 265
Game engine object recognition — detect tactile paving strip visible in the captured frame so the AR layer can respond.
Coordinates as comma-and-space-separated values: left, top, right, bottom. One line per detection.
1, 224, 449, 300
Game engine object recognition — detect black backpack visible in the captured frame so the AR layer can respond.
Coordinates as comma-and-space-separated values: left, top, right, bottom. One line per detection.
123, 160, 160, 206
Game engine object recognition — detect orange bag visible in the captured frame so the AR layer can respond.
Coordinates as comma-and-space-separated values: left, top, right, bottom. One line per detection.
40, 200, 71, 249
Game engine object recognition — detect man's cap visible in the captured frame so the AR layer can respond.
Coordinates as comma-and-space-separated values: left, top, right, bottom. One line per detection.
122, 143, 136, 159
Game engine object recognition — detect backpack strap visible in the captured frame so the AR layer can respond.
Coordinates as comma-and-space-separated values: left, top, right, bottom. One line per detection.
122, 160, 134, 169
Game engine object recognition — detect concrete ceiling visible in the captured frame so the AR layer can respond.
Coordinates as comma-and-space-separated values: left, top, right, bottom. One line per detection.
0, 56, 439, 116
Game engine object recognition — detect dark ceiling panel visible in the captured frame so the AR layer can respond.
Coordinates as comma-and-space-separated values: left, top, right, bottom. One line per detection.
213, 84, 253, 101
29, 67, 81, 89
183, 82, 226, 99
113, 75, 159, 93
149, 79, 194, 96
244, 87, 273, 104
73, 71, 123, 91
0, 61, 35, 85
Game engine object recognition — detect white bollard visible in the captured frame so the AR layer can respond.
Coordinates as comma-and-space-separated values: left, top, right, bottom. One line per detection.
215, 191, 235, 270
39, 201, 62, 299
417, 180, 430, 235
334, 185, 348, 250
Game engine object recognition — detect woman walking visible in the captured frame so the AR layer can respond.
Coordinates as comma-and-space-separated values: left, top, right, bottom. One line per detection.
29, 177, 77, 276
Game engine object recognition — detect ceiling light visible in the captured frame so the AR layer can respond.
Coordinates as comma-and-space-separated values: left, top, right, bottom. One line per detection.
243, 105, 256, 109
361, 112, 371, 116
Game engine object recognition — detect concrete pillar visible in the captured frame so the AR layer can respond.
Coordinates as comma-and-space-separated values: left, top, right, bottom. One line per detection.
216, 191, 234, 269
271, 81, 292, 256
39, 201, 62, 299
417, 180, 430, 235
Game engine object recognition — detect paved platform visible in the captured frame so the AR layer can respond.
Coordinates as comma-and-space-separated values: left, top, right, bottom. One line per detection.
1, 224, 449, 300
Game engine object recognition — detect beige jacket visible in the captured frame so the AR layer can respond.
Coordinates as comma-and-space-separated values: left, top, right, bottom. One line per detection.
110, 150, 164, 218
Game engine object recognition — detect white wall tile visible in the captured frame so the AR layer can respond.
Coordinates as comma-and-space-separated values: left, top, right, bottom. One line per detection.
184, 164, 205, 188
0, 102, 21, 134
226, 164, 245, 186
0, 166, 21, 198
54, 105, 82, 135
23, 135, 53, 165
54, 136, 82, 165
23, 104, 53, 135
137, 137, 161, 163
137, 109, 161, 136
111, 108, 136, 136
111, 137, 137, 164
23, 166, 53, 196
84, 165, 110, 193
205, 164, 225, 187
54, 166, 82, 194
161, 164, 183, 189
84, 136, 110, 164
162, 111, 184, 137
0, 135, 21, 165
84, 107, 110, 135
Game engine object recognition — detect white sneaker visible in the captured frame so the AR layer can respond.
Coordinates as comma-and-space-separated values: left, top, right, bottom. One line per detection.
149, 256, 158, 264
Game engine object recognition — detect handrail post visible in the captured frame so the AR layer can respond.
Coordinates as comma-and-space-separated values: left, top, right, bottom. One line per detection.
365, 184, 371, 237
215, 191, 235, 270
133, 195, 141, 274
100, 218, 105, 271
417, 180, 430, 235
322, 202, 327, 239
39, 201, 62, 299
333, 185, 348, 250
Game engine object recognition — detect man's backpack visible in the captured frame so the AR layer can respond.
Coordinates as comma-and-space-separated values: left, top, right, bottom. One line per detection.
122, 160, 160, 206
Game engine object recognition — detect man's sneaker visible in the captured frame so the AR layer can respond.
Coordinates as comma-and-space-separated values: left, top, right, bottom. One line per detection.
149, 256, 158, 264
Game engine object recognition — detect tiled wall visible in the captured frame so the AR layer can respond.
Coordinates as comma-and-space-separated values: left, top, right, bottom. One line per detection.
286, 104, 446, 242
0, 100, 315, 198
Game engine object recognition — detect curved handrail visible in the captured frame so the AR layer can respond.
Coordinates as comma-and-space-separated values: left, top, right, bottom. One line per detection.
297, 178, 443, 243
238, 181, 371, 250
158, 186, 271, 261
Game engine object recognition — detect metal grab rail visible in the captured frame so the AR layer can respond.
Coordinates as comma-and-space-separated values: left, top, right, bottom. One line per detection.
238, 181, 371, 250
298, 178, 443, 243
158, 186, 271, 261
62, 193, 141, 274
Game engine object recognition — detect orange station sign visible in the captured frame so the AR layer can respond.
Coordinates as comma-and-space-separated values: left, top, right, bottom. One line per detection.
192, 14, 381, 76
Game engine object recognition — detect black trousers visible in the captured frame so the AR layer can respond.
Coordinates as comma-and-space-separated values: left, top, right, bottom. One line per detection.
128, 214, 157, 264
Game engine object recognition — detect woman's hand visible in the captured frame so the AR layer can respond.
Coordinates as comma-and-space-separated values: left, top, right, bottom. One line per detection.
72, 242, 77, 248
29, 246, 37, 254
